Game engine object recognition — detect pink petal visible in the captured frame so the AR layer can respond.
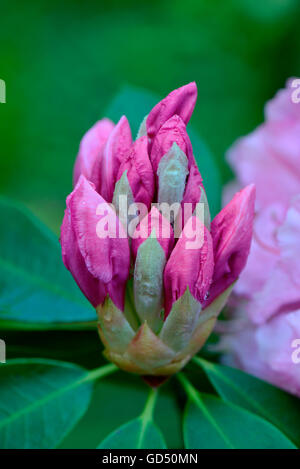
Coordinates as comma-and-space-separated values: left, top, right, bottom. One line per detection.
220, 309, 300, 397
131, 206, 174, 261
248, 265, 300, 325
222, 180, 242, 207
60, 196, 106, 308
146, 82, 197, 144
117, 136, 155, 209
150, 115, 195, 173
92, 116, 132, 202
181, 163, 204, 220
207, 184, 256, 306
233, 203, 285, 298
278, 195, 300, 282
227, 102, 300, 212
164, 216, 214, 317
73, 118, 114, 186
249, 196, 300, 324
265, 78, 300, 122
61, 175, 130, 310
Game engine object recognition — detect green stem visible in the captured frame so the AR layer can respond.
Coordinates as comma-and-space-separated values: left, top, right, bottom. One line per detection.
177, 372, 199, 404
141, 387, 158, 422
137, 388, 158, 449
192, 356, 211, 368
84, 363, 118, 383
177, 372, 235, 448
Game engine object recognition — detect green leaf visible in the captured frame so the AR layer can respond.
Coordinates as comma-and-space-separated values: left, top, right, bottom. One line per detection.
184, 393, 296, 450
179, 374, 296, 449
0, 197, 96, 328
98, 416, 167, 450
194, 357, 300, 447
98, 387, 167, 449
0, 359, 116, 449
60, 374, 183, 449
106, 86, 221, 216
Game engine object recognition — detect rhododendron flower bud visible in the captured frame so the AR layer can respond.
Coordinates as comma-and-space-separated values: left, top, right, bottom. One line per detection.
60, 83, 255, 377
93, 116, 132, 202
61, 176, 130, 310
117, 136, 155, 209
73, 118, 114, 186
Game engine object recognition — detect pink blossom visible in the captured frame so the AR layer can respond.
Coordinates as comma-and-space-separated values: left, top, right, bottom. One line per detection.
220, 79, 300, 396
222, 309, 300, 396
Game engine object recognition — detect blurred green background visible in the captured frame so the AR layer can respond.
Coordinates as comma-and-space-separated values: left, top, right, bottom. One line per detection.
1, 0, 300, 232
1, 0, 300, 449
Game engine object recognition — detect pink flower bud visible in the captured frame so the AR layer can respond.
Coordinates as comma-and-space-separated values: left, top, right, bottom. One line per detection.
150, 115, 195, 173
206, 184, 255, 306
131, 206, 174, 261
60, 175, 130, 310
117, 136, 155, 209
61, 84, 255, 377
146, 82, 197, 144
92, 116, 132, 202
73, 118, 114, 186
164, 217, 214, 317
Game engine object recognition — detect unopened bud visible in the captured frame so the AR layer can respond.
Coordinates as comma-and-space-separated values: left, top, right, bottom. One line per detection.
157, 142, 189, 223
136, 114, 148, 139
194, 186, 211, 230
134, 231, 166, 332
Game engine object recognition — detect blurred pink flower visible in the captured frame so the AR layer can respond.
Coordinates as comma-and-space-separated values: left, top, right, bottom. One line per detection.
220, 78, 300, 396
